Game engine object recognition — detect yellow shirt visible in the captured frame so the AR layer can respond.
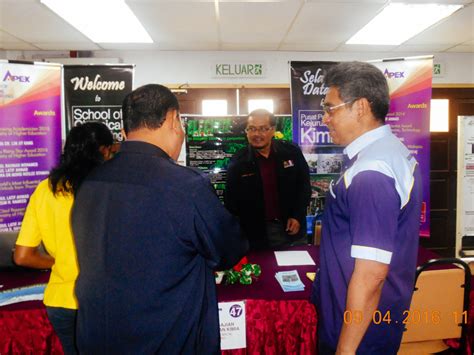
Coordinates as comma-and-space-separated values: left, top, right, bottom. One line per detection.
16, 179, 78, 309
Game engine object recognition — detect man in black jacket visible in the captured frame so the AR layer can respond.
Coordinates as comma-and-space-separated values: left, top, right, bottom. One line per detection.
225, 109, 311, 250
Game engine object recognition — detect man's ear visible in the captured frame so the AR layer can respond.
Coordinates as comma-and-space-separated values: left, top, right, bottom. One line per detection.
169, 109, 182, 133
357, 98, 371, 119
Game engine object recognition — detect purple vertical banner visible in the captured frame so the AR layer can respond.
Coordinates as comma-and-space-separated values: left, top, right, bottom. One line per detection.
0, 62, 62, 232
372, 57, 432, 237
290, 61, 340, 235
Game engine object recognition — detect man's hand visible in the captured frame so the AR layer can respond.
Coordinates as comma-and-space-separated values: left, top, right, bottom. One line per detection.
286, 218, 300, 235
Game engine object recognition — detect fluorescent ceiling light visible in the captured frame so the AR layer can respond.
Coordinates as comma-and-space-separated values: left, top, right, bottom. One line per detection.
347, 3, 463, 45
41, 0, 153, 43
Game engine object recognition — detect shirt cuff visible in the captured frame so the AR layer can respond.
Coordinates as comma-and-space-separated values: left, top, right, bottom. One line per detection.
351, 245, 392, 264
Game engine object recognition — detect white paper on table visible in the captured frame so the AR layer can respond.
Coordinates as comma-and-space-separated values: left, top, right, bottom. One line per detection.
274, 251, 315, 266
219, 301, 246, 350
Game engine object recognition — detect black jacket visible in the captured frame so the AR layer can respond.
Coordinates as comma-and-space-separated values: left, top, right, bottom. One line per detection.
225, 140, 311, 250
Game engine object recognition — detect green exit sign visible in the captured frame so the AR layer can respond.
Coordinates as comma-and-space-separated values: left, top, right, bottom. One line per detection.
433, 63, 443, 76
213, 62, 265, 78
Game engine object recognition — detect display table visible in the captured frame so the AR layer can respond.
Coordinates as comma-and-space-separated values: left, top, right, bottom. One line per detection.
1, 246, 473, 355
218, 245, 319, 354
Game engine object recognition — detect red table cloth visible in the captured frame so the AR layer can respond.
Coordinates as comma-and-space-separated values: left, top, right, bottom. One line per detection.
1, 246, 473, 355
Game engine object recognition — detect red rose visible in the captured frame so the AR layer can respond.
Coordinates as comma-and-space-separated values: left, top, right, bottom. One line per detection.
232, 256, 248, 272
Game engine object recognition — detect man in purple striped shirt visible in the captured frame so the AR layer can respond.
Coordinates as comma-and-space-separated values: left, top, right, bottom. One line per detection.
312, 61, 423, 355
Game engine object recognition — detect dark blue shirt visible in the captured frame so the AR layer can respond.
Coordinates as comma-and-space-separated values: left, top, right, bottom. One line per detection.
72, 141, 248, 354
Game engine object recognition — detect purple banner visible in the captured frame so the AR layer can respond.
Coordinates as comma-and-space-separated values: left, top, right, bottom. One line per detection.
290, 59, 432, 237
0, 62, 62, 232
372, 58, 432, 237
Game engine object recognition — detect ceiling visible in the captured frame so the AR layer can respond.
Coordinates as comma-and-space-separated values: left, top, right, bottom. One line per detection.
0, 0, 473, 53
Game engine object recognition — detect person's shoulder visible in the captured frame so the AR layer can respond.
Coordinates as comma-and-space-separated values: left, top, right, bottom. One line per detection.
172, 163, 205, 178
232, 146, 249, 159
275, 139, 301, 151
274, 140, 304, 158
361, 134, 414, 166
27, 178, 59, 207
229, 146, 250, 165
166, 162, 213, 188
36, 178, 50, 191
31, 178, 53, 197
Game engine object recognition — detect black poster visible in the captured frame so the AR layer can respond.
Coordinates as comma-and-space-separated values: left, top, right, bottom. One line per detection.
63, 65, 134, 141
290, 61, 340, 234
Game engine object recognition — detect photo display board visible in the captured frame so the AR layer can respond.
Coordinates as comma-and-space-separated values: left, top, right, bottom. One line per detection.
184, 115, 292, 200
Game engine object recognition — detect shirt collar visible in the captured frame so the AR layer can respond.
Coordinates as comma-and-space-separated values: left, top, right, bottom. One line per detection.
120, 140, 171, 160
248, 140, 274, 160
344, 124, 392, 159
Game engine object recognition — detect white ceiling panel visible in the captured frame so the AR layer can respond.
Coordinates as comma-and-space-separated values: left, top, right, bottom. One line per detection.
129, 2, 218, 44
0, 42, 38, 50
34, 42, 102, 51
0, 29, 28, 43
129, 0, 215, 2
390, 0, 473, 4
0, 0, 473, 53
403, 4, 473, 46
219, 2, 300, 43
101, 41, 219, 51
279, 42, 338, 51
221, 42, 279, 50
284, 2, 384, 45
0, 29, 38, 50
336, 44, 397, 52
0, 1, 94, 45
305, 0, 386, 3
446, 43, 474, 52
394, 43, 456, 53
98, 43, 159, 50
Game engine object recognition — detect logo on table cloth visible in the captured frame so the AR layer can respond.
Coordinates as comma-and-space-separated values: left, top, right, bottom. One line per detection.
229, 304, 243, 318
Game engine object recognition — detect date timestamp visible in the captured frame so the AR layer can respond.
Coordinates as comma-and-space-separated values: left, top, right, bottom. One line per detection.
343, 310, 468, 325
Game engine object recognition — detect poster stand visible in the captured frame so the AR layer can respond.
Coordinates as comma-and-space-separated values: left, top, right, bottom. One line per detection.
456, 116, 474, 257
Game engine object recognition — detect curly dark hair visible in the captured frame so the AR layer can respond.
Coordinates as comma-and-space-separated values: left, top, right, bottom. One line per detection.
49, 122, 113, 195
122, 84, 180, 134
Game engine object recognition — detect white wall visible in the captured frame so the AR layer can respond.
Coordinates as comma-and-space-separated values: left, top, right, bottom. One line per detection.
3, 50, 474, 87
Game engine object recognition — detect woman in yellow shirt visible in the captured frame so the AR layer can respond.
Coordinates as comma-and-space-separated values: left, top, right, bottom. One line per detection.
14, 122, 114, 355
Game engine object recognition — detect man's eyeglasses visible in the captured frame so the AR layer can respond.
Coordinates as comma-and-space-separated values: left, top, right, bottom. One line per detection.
321, 99, 358, 115
245, 126, 274, 133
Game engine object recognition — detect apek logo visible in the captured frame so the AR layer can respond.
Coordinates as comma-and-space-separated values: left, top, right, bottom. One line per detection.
383, 68, 405, 79
2, 70, 30, 83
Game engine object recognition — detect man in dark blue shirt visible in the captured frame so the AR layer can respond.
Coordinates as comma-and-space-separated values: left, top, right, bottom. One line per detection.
72, 84, 248, 354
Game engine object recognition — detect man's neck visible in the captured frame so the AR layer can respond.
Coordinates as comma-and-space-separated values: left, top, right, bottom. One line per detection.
255, 144, 272, 158
126, 128, 172, 158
